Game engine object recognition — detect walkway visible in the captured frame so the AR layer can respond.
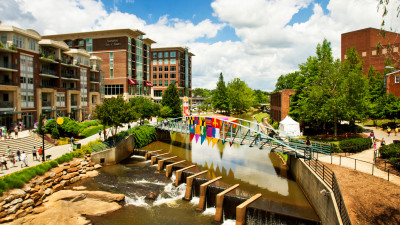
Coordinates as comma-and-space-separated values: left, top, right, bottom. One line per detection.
316, 124, 400, 186
0, 123, 134, 177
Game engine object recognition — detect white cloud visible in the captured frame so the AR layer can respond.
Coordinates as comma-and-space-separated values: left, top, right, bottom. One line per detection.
0, 0, 391, 91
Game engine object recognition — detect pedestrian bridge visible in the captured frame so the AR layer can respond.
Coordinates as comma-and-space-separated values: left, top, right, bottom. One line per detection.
154, 116, 332, 158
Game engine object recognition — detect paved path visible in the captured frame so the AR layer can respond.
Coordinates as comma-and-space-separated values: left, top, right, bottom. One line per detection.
0, 123, 135, 177
316, 124, 400, 186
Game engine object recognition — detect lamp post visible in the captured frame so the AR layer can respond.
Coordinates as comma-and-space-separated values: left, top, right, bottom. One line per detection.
42, 123, 45, 162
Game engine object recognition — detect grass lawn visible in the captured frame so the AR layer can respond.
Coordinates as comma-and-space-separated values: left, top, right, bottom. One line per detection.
254, 112, 269, 123
362, 118, 398, 127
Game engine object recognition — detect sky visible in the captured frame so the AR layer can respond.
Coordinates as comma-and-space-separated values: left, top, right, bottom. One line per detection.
1, 0, 399, 91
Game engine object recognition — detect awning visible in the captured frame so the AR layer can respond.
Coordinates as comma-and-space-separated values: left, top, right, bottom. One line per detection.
144, 81, 153, 87
0, 111, 22, 115
128, 78, 139, 85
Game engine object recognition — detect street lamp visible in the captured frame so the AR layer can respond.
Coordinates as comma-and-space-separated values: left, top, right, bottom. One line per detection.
42, 123, 45, 162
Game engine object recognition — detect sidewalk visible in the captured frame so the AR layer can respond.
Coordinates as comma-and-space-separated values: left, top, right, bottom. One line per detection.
316, 124, 400, 186
0, 123, 134, 177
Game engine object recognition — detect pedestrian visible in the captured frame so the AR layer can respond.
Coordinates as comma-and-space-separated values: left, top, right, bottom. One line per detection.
345, 133, 348, 139
395, 127, 399, 136
19, 122, 22, 132
254, 131, 258, 144
387, 127, 391, 137
373, 140, 377, 150
9, 152, 15, 167
6, 146, 11, 154
14, 127, 18, 139
7, 128, 11, 139
21, 151, 27, 168
0, 128, 3, 140
16, 148, 21, 161
71, 136, 75, 149
0, 154, 7, 170
38, 147, 43, 162
98, 129, 102, 139
381, 138, 386, 146
128, 124, 131, 129
104, 129, 107, 138
32, 146, 38, 161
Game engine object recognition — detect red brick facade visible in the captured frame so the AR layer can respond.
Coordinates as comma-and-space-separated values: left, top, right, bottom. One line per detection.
270, 89, 295, 122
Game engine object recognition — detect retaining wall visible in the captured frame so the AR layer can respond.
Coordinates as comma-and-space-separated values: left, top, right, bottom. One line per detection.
91, 134, 135, 165
288, 155, 342, 225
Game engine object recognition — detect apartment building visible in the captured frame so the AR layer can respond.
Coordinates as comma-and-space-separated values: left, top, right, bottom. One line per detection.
43, 29, 156, 100
341, 28, 400, 97
150, 47, 194, 103
0, 25, 103, 129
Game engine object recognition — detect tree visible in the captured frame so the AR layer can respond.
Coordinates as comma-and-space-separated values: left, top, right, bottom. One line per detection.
94, 96, 135, 139
227, 78, 256, 114
212, 73, 230, 114
129, 97, 157, 123
275, 72, 300, 91
192, 88, 212, 97
253, 89, 269, 107
161, 82, 182, 118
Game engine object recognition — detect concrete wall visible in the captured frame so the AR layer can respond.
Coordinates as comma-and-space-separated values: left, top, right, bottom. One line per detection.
288, 155, 342, 225
156, 128, 171, 142
91, 134, 135, 165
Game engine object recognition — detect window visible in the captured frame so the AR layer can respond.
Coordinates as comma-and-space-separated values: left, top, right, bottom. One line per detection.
105, 84, 124, 95
164, 66, 169, 71
13, 34, 25, 48
110, 69, 113, 78
158, 67, 163, 72
396, 76, 400, 84
170, 59, 176, 64
171, 66, 176, 71
158, 59, 163, 65
3, 93, 8, 102
153, 52, 157, 58
164, 52, 169, 57
153, 74, 157, 79
159, 73, 163, 79
153, 60, 157, 65
170, 51, 176, 57
1, 33, 7, 45
159, 80, 163, 86
171, 73, 176, 78
165, 80, 168, 86
158, 52, 163, 58
153, 67, 157, 72
65, 40, 72, 47
154, 90, 163, 97
164, 73, 168, 79
164, 59, 168, 64
153, 81, 157, 86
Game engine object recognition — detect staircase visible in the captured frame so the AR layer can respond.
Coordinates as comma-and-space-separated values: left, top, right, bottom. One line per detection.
0, 136, 53, 155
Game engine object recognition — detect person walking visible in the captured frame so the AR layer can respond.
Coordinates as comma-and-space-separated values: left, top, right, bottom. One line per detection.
9, 152, 15, 167
373, 140, 377, 150
14, 126, 18, 139
32, 146, 38, 161
38, 147, 43, 162
387, 127, 391, 137
381, 138, 386, 146
254, 131, 258, 144
16, 148, 21, 161
20, 152, 27, 168
0, 155, 7, 170
98, 130, 102, 139
6, 146, 11, 154
395, 127, 399, 136
71, 136, 75, 150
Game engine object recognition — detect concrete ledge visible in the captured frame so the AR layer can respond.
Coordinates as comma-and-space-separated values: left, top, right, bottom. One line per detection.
214, 184, 239, 222
91, 134, 135, 165
166, 160, 185, 177
150, 153, 168, 165
157, 156, 177, 171
183, 170, 208, 200
196, 176, 222, 211
236, 193, 262, 225
175, 165, 195, 186
144, 150, 162, 160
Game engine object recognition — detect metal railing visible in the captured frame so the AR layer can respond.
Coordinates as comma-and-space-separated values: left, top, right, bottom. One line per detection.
90, 76, 100, 82
41, 101, 52, 107
0, 62, 18, 70
40, 83, 57, 88
61, 73, 79, 79
71, 100, 78, 106
40, 70, 57, 76
61, 58, 73, 65
0, 80, 16, 85
304, 156, 351, 225
0, 101, 13, 108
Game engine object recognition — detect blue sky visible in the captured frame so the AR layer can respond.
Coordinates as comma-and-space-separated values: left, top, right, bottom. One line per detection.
1, 0, 387, 91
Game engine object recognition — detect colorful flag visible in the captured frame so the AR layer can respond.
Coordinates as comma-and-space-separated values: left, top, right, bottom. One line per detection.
205, 117, 212, 127
199, 117, 205, 126
190, 133, 195, 142
201, 135, 206, 144
212, 138, 219, 147
194, 116, 199, 125
214, 128, 220, 139
207, 126, 213, 137
201, 126, 207, 136
190, 125, 195, 134
195, 125, 201, 135
195, 134, 200, 143
206, 136, 212, 145
212, 118, 220, 128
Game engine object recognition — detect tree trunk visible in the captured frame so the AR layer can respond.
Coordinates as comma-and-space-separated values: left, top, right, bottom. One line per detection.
334, 117, 338, 137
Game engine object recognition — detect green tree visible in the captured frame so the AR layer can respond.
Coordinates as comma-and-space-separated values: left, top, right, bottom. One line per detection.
275, 72, 300, 91
227, 78, 256, 114
161, 82, 182, 118
129, 97, 157, 124
94, 96, 135, 139
192, 88, 212, 97
253, 90, 270, 106
212, 73, 230, 114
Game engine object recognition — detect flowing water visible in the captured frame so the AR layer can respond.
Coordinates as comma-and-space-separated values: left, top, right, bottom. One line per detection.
71, 114, 320, 224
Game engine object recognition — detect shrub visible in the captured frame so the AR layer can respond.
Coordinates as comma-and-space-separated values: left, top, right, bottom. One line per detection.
379, 143, 400, 159
272, 122, 279, 130
80, 125, 105, 138
339, 138, 372, 153
51, 128, 60, 139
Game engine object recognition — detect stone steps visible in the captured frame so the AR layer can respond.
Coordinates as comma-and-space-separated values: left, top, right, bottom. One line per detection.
0, 136, 53, 155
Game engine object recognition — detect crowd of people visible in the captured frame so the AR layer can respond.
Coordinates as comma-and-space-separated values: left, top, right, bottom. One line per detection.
0, 122, 24, 140
0, 145, 44, 171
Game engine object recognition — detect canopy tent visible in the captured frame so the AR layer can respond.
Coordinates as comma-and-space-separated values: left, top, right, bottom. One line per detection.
279, 116, 301, 137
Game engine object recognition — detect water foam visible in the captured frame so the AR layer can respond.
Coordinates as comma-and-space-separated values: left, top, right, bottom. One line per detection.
190, 196, 200, 205
153, 183, 187, 207
221, 219, 236, 225
125, 194, 148, 207
202, 207, 216, 216
134, 179, 166, 186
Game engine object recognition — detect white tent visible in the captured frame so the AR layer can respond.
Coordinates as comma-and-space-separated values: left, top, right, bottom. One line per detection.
279, 116, 301, 137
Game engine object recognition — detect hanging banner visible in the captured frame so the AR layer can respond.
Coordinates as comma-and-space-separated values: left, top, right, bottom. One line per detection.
212, 138, 219, 147
190, 133, 195, 142
195, 134, 200, 143
206, 136, 212, 145
183, 96, 189, 117
201, 135, 206, 144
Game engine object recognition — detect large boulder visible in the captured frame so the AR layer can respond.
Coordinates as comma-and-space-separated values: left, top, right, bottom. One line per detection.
10, 189, 26, 199
21, 199, 34, 208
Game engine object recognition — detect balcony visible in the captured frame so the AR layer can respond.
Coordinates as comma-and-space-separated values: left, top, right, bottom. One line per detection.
71, 100, 78, 106
39, 69, 58, 78
0, 79, 16, 86
61, 73, 79, 80
0, 62, 18, 72
90, 76, 100, 82
39, 53, 58, 64
41, 101, 52, 107
0, 101, 13, 109
90, 87, 99, 92
40, 83, 57, 89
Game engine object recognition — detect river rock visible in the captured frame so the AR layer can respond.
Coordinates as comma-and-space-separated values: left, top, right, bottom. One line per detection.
0, 211, 7, 218
30, 192, 41, 201
25, 206, 33, 214
52, 167, 63, 174
10, 189, 26, 199
44, 188, 52, 196
4, 195, 16, 203
145, 192, 159, 200
7, 203, 21, 214
94, 164, 102, 169
79, 174, 88, 179
71, 193, 87, 202
78, 169, 86, 174
70, 176, 80, 184
62, 174, 71, 180
67, 167, 78, 173
60, 180, 70, 187
21, 199, 34, 208
23, 186, 31, 193
62, 171, 67, 175
15, 209, 27, 218
0, 214, 15, 223
10, 198, 23, 205
70, 160, 81, 167
0, 201, 5, 207
72, 186, 87, 191
86, 170, 99, 177
53, 184, 63, 192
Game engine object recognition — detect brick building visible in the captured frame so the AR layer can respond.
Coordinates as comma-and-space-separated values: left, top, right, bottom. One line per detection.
269, 89, 295, 122
0, 25, 104, 129
43, 29, 156, 100
150, 47, 194, 103
341, 28, 400, 97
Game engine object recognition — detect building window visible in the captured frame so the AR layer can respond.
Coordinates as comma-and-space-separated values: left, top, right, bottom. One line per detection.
164, 66, 169, 71
158, 59, 163, 65
153, 74, 157, 79
171, 66, 176, 71
164, 59, 168, 64
153, 66, 157, 72
153, 52, 157, 58
158, 66, 163, 72
164, 52, 169, 58
165, 80, 168, 86
153, 81, 157, 86
153, 60, 157, 65
154, 90, 163, 97
164, 73, 168, 79
396, 76, 400, 84
170, 59, 176, 64
170, 51, 176, 57
158, 52, 163, 58
159, 73, 163, 79
110, 69, 114, 78
158, 80, 162, 86
171, 73, 176, 78
105, 84, 123, 95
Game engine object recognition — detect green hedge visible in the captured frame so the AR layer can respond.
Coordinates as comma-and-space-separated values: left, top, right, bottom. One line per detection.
40, 119, 100, 137
80, 125, 106, 138
106, 125, 157, 148
0, 152, 75, 196
380, 144, 400, 170
339, 138, 372, 153
255, 113, 269, 123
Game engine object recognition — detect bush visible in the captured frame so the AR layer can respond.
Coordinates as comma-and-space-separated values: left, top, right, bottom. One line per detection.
73, 139, 102, 157
339, 138, 372, 153
272, 122, 279, 130
51, 128, 60, 139
80, 125, 105, 138
379, 143, 400, 159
